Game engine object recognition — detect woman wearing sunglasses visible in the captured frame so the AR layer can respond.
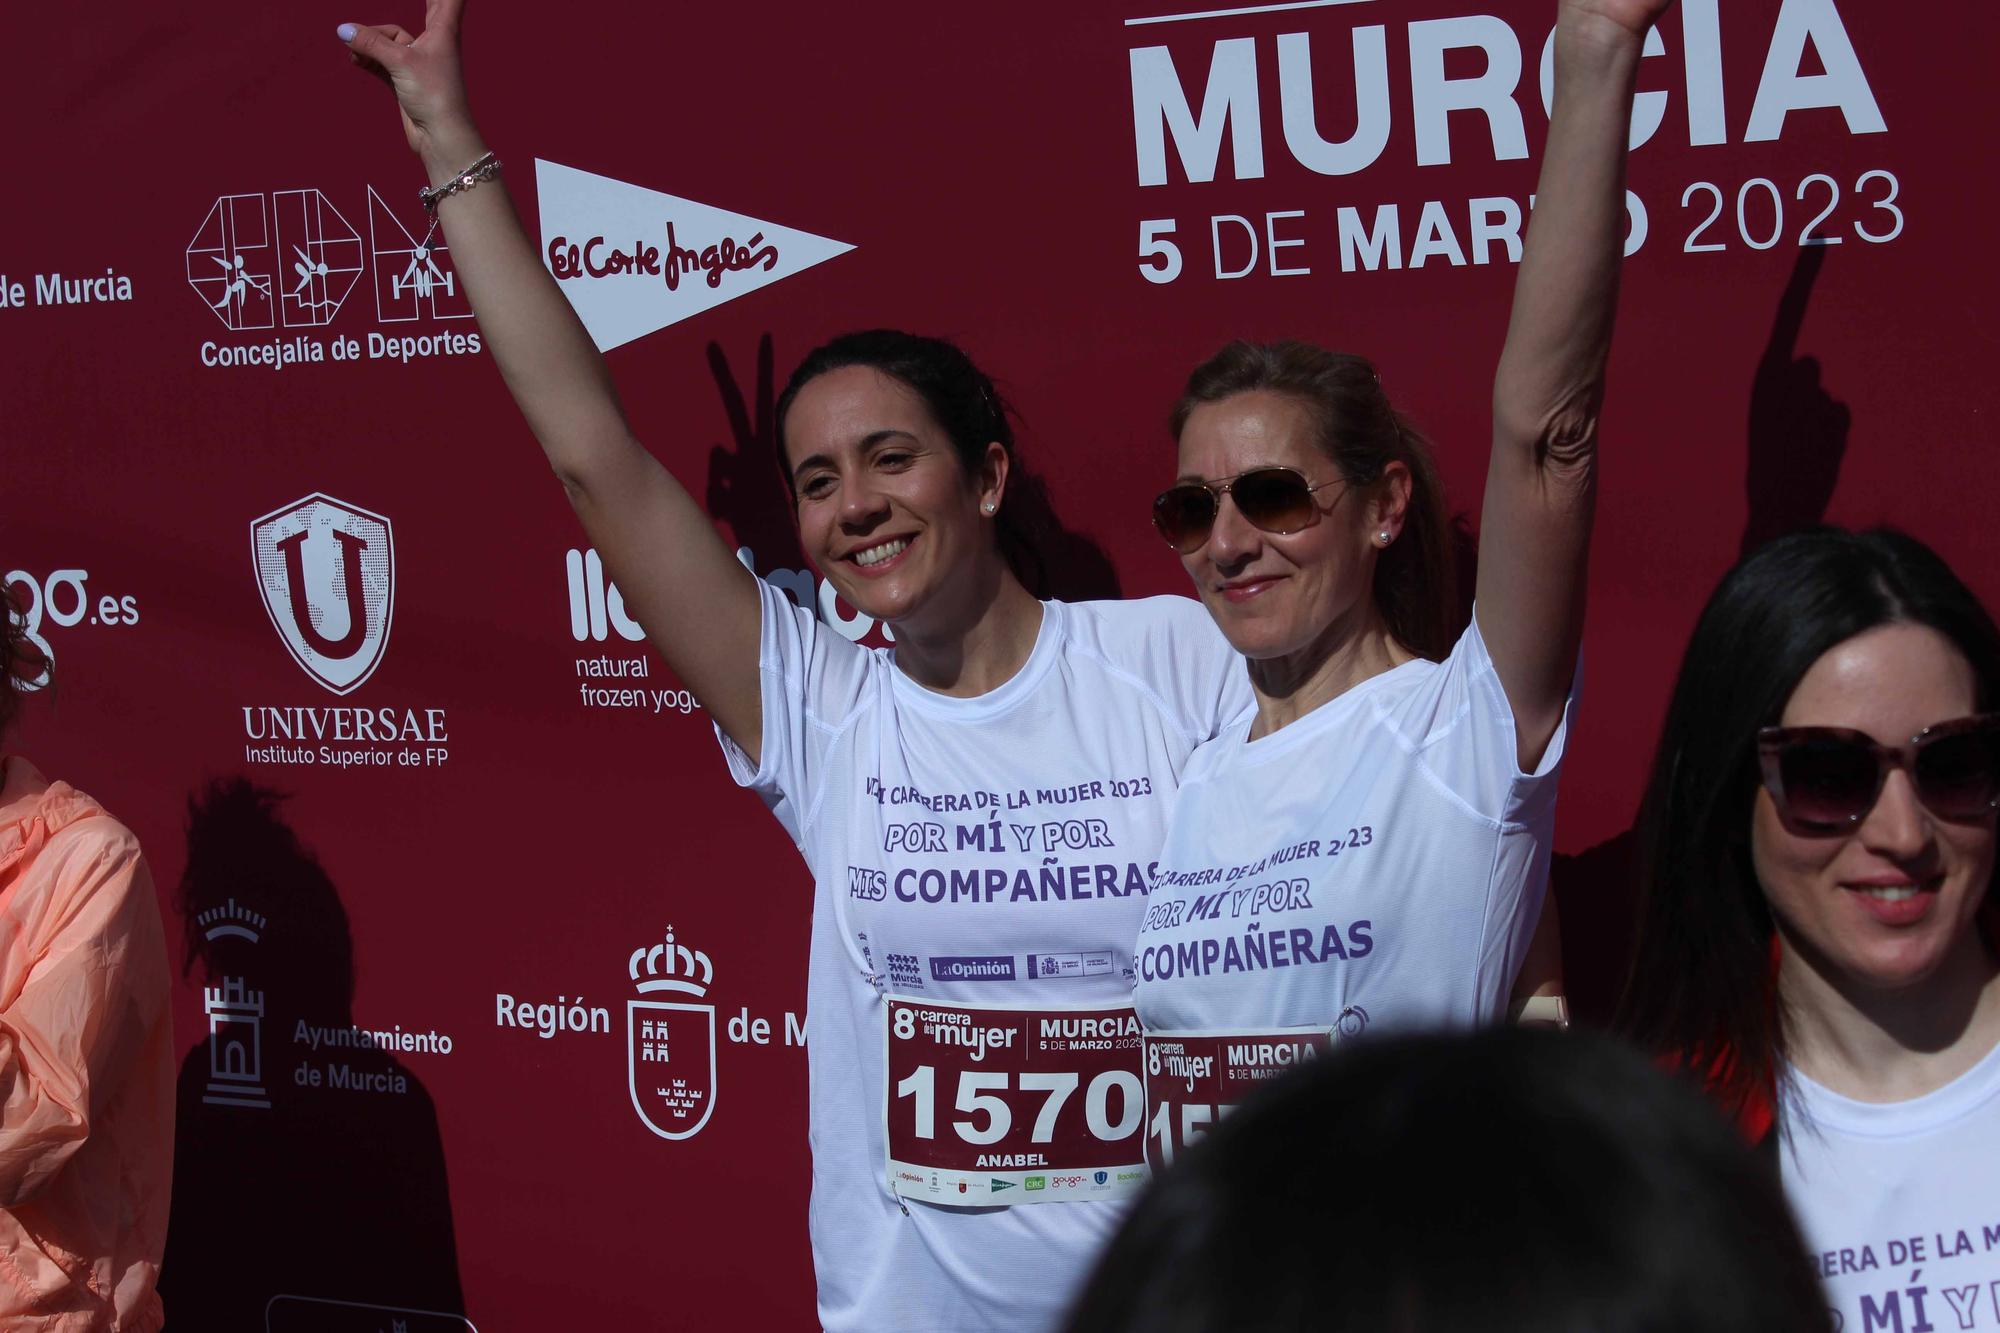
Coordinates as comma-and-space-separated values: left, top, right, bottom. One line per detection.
1617, 529, 2000, 1329
1129, 0, 1665, 1136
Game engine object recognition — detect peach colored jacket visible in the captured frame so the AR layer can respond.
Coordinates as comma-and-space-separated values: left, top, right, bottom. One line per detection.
0, 758, 172, 1331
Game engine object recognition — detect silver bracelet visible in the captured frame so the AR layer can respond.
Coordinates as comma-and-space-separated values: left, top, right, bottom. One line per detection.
414, 152, 501, 251
420, 151, 501, 214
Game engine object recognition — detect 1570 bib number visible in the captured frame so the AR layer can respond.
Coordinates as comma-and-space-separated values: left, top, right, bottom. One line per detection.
885, 998, 1147, 1206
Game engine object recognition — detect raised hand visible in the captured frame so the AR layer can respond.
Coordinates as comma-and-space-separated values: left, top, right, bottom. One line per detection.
1741, 245, 1849, 557
337, 0, 478, 168
1562, 0, 1675, 42
337, 1, 763, 763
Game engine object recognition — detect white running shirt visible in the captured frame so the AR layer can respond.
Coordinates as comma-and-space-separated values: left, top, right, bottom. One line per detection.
718, 577, 1248, 1333
1781, 1033, 2000, 1333
1134, 613, 1572, 1036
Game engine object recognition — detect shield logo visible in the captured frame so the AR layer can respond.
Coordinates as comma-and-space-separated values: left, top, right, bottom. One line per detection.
250, 494, 394, 695
627, 1000, 716, 1140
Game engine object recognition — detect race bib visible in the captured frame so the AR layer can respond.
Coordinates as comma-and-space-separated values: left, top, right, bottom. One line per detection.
1143, 1027, 1331, 1167
884, 997, 1147, 1207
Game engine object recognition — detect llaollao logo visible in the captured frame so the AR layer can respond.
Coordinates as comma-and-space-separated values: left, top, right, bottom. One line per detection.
250, 494, 394, 695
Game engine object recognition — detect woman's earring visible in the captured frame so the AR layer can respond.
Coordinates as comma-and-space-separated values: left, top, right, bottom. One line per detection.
983, 502, 997, 515
1377, 531, 1392, 545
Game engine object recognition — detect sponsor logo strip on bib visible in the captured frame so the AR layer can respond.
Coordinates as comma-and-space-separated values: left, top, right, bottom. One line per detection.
1142, 1027, 1330, 1168
885, 997, 1146, 1206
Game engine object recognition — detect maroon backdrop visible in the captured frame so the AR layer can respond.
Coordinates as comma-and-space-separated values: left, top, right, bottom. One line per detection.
8, 0, 1995, 1326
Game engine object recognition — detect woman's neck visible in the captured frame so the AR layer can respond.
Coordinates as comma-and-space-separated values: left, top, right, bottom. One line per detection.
1780, 917, 2000, 1103
1247, 600, 1412, 740
891, 558, 1044, 698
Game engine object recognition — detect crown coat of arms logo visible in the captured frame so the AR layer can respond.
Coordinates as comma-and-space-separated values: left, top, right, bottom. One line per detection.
250, 493, 395, 695
626, 926, 716, 1140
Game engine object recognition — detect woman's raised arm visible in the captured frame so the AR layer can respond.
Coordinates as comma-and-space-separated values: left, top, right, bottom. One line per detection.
1476, 0, 1670, 770
341, 1, 766, 759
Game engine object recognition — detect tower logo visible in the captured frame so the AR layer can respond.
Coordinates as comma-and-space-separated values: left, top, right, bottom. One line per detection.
199, 899, 274, 1111
626, 926, 717, 1140
250, 494, 395, 695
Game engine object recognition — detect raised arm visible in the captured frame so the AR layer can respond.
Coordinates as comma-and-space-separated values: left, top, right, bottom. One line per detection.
339, 2, 765, 759
1476, 0, 1669, 769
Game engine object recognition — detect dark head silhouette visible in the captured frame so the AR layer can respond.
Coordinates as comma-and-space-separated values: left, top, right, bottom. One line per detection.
1067, 1029, 1828, 1333
176, 777, 354, 1016
161, 778, 467, 1331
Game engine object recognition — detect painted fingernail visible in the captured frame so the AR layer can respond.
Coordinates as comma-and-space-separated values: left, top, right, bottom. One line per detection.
336, 22, 358, 42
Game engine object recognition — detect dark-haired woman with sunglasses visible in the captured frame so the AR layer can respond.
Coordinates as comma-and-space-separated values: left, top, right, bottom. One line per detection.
1618, 528, 2000, 1329
1127, 0, 1667, 1142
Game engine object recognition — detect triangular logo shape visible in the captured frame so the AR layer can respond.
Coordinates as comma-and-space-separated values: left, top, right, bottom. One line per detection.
536, 159, 854, 352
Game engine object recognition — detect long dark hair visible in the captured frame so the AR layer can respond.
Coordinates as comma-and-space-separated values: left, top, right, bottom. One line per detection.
773, 329, 1059, 595
1170, 340, 1454, 660
1616, 528, 2000, 1122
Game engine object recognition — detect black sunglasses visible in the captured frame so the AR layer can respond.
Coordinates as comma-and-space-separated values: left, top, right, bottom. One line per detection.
1756, 714, 2000, 835
1152, 467, 1346, 555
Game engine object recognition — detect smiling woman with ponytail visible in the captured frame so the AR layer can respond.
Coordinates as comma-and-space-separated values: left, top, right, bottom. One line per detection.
335, 7, 1253, 1327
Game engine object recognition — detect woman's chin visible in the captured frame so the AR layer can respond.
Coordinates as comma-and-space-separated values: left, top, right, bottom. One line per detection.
1821, 931, 1960, 997
824, 570, 919, 629
1226, 629, 1318, 666
1206, 606, 1315, 663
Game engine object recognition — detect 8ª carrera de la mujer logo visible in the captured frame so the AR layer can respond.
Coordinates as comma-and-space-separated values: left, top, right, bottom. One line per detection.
250, 494, 394, 695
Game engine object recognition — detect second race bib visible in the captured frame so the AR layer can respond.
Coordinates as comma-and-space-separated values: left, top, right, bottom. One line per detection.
1142, 1026, 1332, 1167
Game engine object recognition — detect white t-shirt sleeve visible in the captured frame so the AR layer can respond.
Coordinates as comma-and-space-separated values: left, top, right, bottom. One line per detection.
1376, 605, 1578, 826
1070, 595, 1254, 745
1372, 608, 1577, 1014
1162, 595, 1257, 741
712, 575, 872, 848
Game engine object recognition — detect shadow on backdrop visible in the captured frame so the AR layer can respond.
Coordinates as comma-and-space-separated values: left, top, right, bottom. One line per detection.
703, 334, 1122, 606
1555, 244, 1851, 1022
159, 779, 467, 1332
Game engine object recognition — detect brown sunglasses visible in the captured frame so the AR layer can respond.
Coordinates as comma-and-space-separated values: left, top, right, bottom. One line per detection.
1756, 714, 2000, 835
1152, 467, 1346, 555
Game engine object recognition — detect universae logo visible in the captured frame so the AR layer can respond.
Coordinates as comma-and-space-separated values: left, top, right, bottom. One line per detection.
250, 494, 394, 695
